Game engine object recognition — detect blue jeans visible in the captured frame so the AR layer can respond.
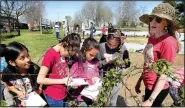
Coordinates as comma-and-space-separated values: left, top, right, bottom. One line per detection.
56, 32, 60, 39
90, 31, 93, 38
44, 94, 65, 107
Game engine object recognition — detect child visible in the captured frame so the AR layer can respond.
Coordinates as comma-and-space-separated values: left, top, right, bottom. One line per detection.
37, 33, 81, 107
69, 37, 100, 106
98, 29, 130, 106
0, 44, 15, 106
0, 44, 7, 101
0, 44, 7, 73
1, 41, 42, 106
55, 22, 60, 40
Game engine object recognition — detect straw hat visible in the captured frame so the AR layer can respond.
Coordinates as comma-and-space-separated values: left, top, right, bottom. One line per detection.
139, 3, 180, 30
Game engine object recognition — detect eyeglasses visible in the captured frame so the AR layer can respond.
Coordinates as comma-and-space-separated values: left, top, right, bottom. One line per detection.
149, 16, 163, 23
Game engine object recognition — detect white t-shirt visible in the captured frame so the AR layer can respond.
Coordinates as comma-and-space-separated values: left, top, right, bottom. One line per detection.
55, 24, 60, 32
81, 23, 85, 31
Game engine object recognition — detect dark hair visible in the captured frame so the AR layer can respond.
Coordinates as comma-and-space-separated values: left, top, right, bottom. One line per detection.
107, 29, 121, 43
59, 33, 81, 56
4, 41, 28, 63
107, 29, 122, 49
3, 42, 40, 90
117, 29, 125, 36
79, 37, 99, 61
108, 24, 114, 33
166, 22, 181, 53
121, 33, 125, 36
4, 61, 40, 91
0, 44, 7, 57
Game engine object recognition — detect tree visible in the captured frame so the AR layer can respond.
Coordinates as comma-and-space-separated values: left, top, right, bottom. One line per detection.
1, 0, 15, 32
163, 0, 184, 28
65, 15, 72, 29
163, 0, 176, 7
116, 1, 139, 28
24, 1, 45, 31
139, 5, 148, 27
99, 3, 113, 26
74, 11, 84, 26
130, 21, 136, 27
13, 1, 31, 35
81, 1, 113, 27
81, 1, 96, 27
175, 1, 184, 28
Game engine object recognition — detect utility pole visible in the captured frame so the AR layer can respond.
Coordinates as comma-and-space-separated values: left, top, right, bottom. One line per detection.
40, 18, 42, 34
58, 12, 59, 22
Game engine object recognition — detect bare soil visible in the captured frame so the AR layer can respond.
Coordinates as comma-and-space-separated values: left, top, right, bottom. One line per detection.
117, 53, 184, 106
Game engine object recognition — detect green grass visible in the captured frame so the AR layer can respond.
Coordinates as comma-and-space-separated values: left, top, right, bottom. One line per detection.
1, 31, 18, 37
1, 29, 64, 64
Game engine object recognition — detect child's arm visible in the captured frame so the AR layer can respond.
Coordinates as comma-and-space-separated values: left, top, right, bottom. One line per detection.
37, 66, 71, 85
3, 83, 26, 99
122, 45, 131, 68
35, 84, 43, 94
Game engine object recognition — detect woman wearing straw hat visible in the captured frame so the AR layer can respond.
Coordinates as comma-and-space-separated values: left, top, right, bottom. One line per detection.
135, 3, 181, 107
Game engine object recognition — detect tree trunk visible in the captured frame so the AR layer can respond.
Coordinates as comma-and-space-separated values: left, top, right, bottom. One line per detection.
7, 17, 11, 33
16, 17, 20, 36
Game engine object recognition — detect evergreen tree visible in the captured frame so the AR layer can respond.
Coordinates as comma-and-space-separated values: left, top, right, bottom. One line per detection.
163, 0, 184, 28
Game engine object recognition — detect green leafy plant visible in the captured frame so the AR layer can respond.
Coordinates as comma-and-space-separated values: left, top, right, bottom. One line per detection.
152, 59, 173, 76
92, 68, 123, 106
92, 44, 129, 106
0, 100, 7, 106
152, 59, 184, 106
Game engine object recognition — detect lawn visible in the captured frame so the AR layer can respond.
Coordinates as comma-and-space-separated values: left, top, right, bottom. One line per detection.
1, 29, 61, 64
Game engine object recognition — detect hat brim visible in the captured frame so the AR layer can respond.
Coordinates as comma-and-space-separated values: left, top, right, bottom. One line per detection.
139, 14, 180, 30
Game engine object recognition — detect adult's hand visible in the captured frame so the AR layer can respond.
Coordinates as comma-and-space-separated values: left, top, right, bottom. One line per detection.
142, 99, 153, 107
135, 80, 141, 94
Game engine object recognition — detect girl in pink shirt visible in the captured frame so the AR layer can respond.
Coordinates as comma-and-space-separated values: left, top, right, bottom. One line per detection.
37, 33, 81, 107
69, 37, 100, 106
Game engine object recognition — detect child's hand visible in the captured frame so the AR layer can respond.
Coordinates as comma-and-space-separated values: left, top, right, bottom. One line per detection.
92, 77, 100, 84
104, 54, 112, 63
70, 82, 79, 89
36, 86, 43, 94
62, 77, 72, 85
21, 100, 27, 106
104, 53, 119, 63
17, 91, 28, 100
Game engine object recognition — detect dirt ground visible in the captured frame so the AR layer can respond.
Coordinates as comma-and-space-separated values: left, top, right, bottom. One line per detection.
117, 53, 184, 106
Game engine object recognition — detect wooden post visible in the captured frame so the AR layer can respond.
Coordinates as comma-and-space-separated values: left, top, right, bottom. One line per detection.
40, 18, 42, 34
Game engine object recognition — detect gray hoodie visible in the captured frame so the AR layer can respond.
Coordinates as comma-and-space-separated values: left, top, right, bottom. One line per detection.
97, 42, 130, 77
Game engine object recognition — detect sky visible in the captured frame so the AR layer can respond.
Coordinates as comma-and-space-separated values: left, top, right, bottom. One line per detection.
44, 1, 163, 24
